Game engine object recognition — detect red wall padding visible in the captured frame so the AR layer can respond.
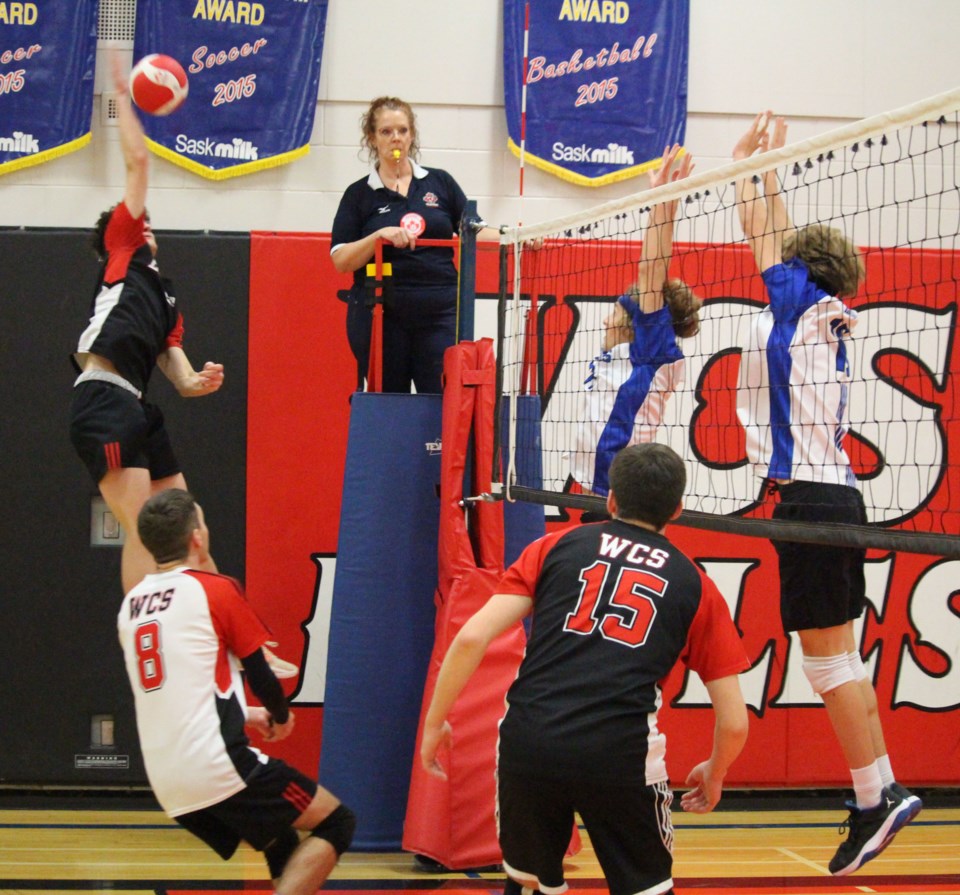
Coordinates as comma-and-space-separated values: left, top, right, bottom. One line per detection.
247, 232, 356, 769
247, 234, 960, 788
403, 340, 528, 868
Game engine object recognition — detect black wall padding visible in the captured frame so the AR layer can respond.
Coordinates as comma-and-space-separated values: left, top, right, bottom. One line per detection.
0, 228, 249, 786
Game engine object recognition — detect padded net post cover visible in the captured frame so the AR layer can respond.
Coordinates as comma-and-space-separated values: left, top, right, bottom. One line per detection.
320, 393, 442, 849
402, 340, 528, 869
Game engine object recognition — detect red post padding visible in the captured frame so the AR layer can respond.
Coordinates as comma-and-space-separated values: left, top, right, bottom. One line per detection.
402, 339, 526, 869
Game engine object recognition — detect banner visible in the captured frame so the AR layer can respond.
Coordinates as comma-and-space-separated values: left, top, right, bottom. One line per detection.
503, 0, 688, 187
133, 0, 327, 180
0, 1, 98, 176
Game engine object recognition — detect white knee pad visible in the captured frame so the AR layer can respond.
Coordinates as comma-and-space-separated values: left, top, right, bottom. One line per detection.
803, 653, 856, 695
847, 651, 869, 682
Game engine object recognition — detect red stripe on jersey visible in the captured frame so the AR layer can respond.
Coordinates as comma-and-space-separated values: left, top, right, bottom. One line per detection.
165, 312, 185, 350
498, 526, 573, 598
188, 570, 273, 661
104, 201, 145, 283
282, 780, 313, 813
215, 641, 234, 695
104, 441, 122, 470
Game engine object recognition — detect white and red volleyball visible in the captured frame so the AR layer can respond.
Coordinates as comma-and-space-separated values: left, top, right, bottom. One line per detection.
129, 54, 189, 116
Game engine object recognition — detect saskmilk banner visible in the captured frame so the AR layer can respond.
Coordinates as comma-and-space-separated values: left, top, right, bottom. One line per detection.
503, 0, 688, 187
0, 1, 98, 176
133, 0, 327, 179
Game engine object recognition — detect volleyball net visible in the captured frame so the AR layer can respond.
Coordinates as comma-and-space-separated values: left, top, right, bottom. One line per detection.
496, 88, 960, 557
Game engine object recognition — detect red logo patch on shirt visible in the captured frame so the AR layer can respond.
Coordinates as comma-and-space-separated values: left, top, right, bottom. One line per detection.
400, 212, 426, 236
422, 192, 440, 207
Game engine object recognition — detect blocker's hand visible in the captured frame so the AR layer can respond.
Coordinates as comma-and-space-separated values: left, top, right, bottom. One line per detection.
733, 110, 772, 161
648, 143, 693, 190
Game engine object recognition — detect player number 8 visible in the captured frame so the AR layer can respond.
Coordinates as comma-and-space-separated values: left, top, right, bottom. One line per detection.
134, 620, 166, 691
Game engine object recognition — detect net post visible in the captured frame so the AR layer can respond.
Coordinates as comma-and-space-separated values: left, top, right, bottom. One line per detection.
493, 242, 510, 494
458, 199, 481, 343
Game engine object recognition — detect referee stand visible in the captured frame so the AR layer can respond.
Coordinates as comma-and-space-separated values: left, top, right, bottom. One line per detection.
319, 208, 546, 851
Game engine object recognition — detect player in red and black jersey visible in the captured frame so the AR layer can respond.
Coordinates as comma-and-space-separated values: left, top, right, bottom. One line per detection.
69, 54, 224, 594
421, 443, 749, 895
119, 489, 354, 894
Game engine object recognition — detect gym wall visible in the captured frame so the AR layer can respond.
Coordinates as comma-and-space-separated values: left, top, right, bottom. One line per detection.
2, 2, 957, 235
0, 228, 249, 785
1, 229, 956, 792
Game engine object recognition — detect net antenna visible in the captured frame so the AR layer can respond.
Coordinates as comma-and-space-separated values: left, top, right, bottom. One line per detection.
497, 86, 960, 557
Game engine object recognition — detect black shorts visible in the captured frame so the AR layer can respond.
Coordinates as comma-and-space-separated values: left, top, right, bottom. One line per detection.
69, 380, 179, 484
772, 480, 867, 632
497, 768, 674, 895
174, 757, 318, 859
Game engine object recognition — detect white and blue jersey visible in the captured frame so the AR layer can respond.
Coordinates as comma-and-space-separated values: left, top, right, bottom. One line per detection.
737, 259, 858, 485
568, 299, 684, 496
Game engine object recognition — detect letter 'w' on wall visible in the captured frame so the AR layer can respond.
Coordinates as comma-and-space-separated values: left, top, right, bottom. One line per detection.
503, 0, 689, 187
0, 1, 97, 176
133, 0, 328, 180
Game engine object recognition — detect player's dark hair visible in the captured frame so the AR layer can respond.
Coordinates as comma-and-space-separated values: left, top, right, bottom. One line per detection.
91, 205, 118, 261
92, 204, 150, 261
783, 224, 864, 298
361, 96, 420, 163
138, 488, 199, 565
608, 443, 686, 529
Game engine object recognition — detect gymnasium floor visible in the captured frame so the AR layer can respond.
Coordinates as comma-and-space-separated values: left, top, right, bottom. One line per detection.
1, 792, 958, 895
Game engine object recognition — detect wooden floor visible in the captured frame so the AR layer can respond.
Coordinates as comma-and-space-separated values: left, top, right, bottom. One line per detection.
1, 800, 958, 895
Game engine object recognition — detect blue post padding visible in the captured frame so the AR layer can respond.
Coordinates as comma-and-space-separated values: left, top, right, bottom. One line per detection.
320, 393, 443, 850
502, 395, 546, 568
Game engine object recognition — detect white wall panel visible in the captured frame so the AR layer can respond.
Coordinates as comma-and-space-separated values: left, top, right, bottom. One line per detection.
0, 1, 955, 232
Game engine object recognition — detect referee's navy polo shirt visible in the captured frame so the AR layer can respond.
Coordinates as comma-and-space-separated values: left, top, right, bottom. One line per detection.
331, 161, 468, 295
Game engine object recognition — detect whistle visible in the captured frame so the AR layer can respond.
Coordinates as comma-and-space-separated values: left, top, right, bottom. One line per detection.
392, 149, 401, 160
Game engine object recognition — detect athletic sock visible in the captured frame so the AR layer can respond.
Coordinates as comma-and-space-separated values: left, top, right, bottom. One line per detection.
851, 762, 883, 809
876, 753, 895, 787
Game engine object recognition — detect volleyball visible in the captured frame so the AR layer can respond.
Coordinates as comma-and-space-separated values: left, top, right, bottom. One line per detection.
129, 54, 189, 116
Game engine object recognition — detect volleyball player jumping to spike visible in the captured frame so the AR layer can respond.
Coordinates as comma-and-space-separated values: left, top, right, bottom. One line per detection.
733, 111, 922, 877
70, 53, 224, 595
568, 143, 702, 498
70, 56, 297, 680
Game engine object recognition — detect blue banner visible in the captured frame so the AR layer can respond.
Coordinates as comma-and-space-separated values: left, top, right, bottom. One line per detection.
0, 1, 97, 176
134, 0, 327, 180
503, 0, 688, 187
